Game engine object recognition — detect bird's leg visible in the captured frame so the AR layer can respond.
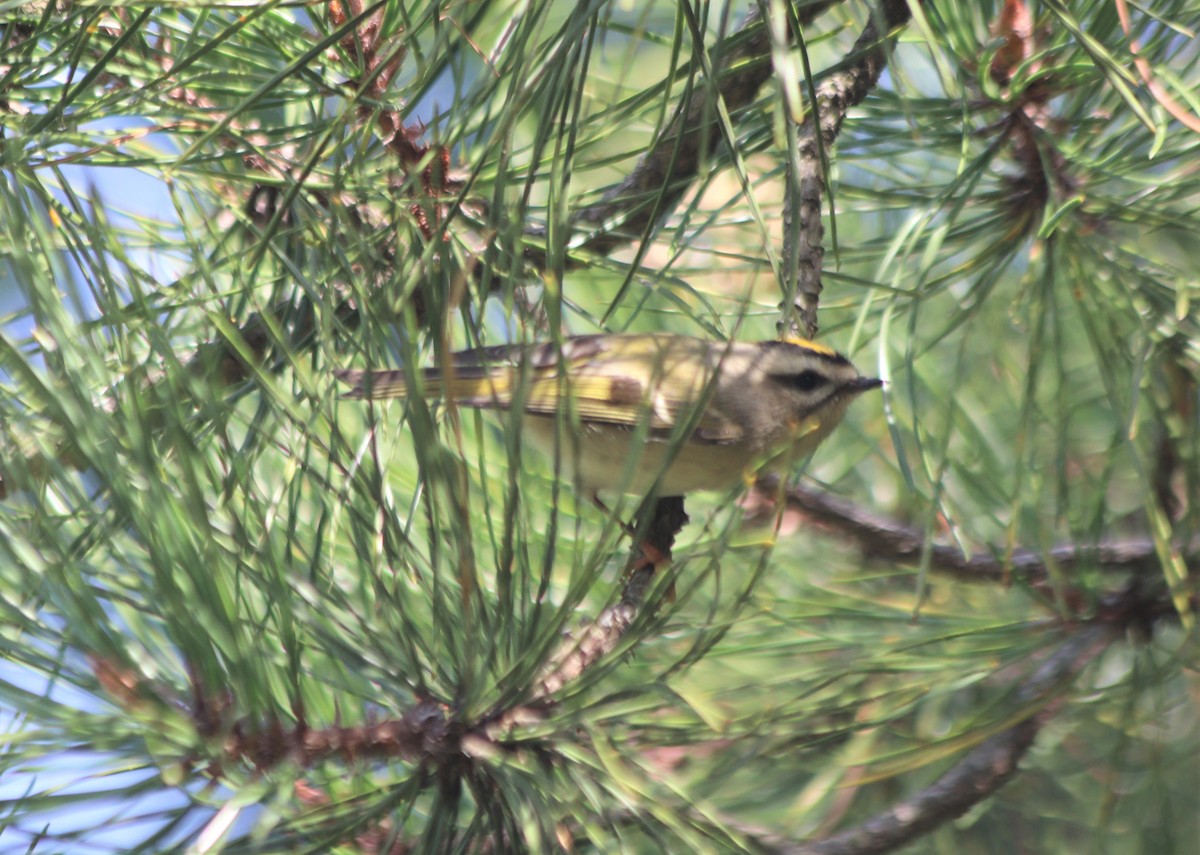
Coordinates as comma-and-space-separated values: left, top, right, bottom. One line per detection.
590, 493, 688, 591
591, 495, 688, 601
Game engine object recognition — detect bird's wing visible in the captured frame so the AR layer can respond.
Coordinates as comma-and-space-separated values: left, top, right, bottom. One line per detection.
515, 336, 744, 444
335, 338, 607, 403
336, 335, 745, 444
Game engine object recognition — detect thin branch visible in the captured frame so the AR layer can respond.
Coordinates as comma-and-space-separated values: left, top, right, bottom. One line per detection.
529, 564, 655, 699
250, 699, 458, 766
94, 657, 461, 767
753, 478, 1200, 591
783, 0, 913, 339
329, 0, 422, 167
328, 0, 454, 244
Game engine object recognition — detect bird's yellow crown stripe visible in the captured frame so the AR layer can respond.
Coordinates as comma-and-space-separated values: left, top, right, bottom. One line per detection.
781, 337, 839, 357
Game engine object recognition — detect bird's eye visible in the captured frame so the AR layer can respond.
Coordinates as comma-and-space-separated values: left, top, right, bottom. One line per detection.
779, 369, 828, 392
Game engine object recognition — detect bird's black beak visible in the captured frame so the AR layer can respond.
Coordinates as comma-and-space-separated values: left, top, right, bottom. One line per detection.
847, 376, 884, 394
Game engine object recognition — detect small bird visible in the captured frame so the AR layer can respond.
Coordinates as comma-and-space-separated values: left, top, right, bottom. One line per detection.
335, 334, 881, 496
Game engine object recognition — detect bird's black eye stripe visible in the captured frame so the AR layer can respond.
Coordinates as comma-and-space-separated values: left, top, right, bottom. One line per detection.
776, 369, 828, 392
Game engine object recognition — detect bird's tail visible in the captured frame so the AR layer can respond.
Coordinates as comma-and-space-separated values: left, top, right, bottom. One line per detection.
334, 367, 515, 407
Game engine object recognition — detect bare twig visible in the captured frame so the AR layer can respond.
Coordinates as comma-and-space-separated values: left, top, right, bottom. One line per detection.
752, 478, 1200, 593
530, 565, 654, 699
247, 699, 458, 766
783, 0, 913, 339
531, 496, 688, 700
90, 654, 459, 771
329, 0, 453, 243
330, 1, 421, 166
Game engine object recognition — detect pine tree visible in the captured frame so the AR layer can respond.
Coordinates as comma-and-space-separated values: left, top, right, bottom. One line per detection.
1, 1, 1197, 851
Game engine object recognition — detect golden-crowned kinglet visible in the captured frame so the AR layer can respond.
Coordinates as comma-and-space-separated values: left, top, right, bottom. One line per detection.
335, 334, 881, 496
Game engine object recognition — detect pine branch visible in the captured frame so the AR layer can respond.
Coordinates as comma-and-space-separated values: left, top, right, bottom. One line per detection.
90, 501, 689, 766
526, 496, 688, 701
772, 620, 1116, 855
568, 582, 1171, 854
770, 577, 1183, 855
782, 0, 913, 338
